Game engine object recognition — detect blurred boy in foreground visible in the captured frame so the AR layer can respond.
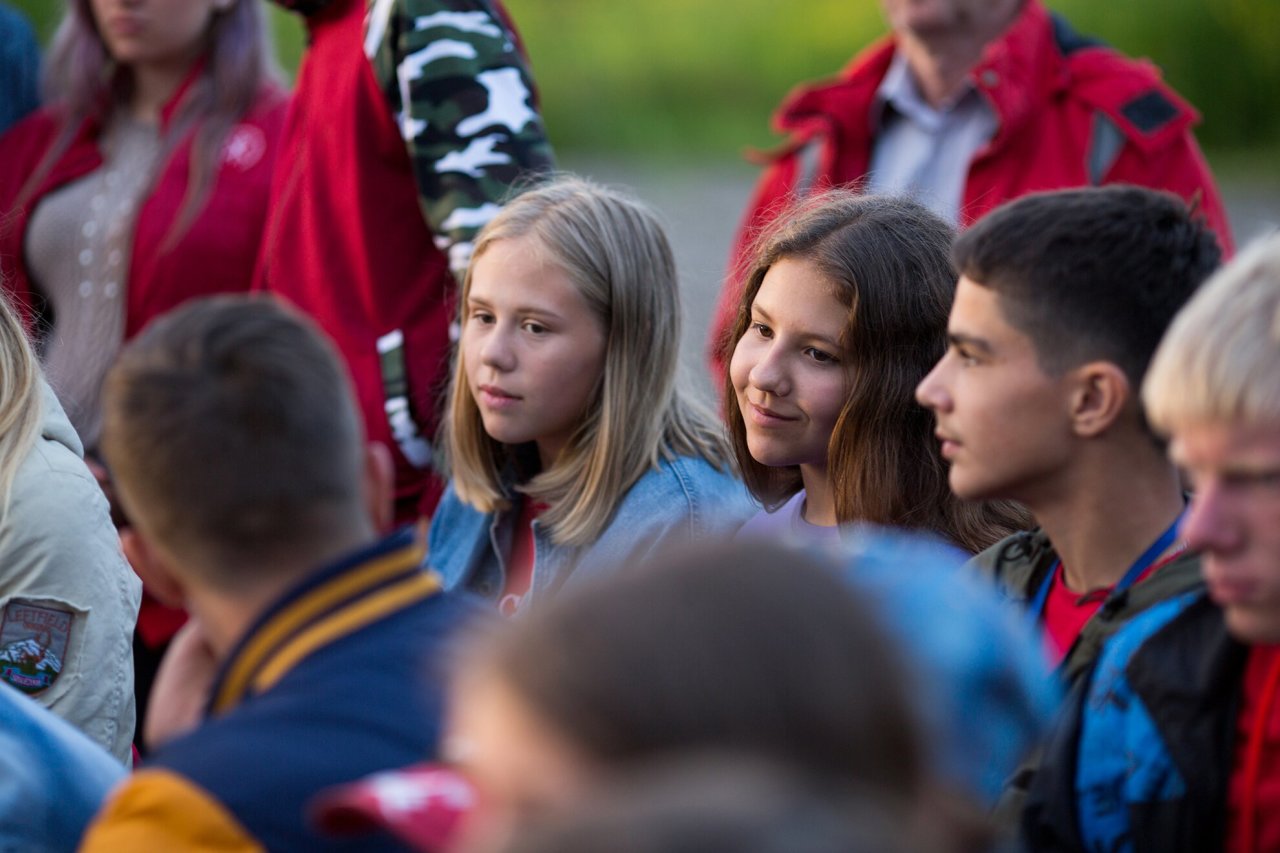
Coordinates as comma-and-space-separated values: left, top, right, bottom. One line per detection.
80, 296, 476, 851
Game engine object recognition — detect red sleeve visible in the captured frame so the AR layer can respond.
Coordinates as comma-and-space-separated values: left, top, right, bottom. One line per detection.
0, 110, 62, 330
1105, 129, 1235, 258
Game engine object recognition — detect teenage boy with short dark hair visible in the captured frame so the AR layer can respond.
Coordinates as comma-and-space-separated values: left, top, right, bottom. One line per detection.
1025, 237, 1280, 852
916, 184, 1221, 683
79, 296, 476, 851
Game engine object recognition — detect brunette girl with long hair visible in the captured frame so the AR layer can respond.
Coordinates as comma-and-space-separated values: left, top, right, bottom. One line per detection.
725, 190, 1027, 552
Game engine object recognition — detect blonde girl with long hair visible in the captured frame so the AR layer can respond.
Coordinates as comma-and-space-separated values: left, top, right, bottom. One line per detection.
427, 177, 754, 613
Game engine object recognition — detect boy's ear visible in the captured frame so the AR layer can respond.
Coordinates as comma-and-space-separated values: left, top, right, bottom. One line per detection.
363, 441, 396, 533
1068, 361, 1131, 438
121, 527, 187, 608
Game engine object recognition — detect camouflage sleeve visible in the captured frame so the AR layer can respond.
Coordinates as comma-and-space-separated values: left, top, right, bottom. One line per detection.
367, 0, 556, 283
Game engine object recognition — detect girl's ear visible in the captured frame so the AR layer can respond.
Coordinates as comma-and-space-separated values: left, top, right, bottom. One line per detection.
1067, 361, 1130, 438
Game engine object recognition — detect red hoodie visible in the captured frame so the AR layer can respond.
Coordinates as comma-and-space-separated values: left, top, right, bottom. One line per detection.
0, 73, 287, 342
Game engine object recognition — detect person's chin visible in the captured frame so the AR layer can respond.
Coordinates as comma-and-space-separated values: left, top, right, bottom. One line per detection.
478, 417, 529, 448
744, 437, 792, 469
1224, 606, 1280, 646
947, 467, 979, 500
949, 473, 1004, 504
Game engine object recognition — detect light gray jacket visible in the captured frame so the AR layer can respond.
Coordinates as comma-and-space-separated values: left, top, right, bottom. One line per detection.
0, 382, 140, 763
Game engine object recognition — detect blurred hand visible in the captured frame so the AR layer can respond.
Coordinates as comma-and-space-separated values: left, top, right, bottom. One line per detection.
144, 619, 218, 751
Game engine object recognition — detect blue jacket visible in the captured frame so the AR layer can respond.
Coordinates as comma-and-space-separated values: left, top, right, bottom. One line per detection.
80, 530, 482, 852
0, 680, 123, 851
837, 528, 1060, 806
1023, 589, 1243, 853
428, 455, 756, 604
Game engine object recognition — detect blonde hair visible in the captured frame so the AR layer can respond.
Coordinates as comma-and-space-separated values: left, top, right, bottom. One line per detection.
0, 291, 43, 517
442, 176, 731, 547
1145, 236, 1280, 433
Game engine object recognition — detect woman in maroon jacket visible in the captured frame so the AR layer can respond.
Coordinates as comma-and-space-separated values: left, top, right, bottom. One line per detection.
0, 0, 287, 744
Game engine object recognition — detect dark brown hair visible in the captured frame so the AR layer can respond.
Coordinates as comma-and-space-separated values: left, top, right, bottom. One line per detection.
460, 540, 925, 800
101, 295, 366, 582
953, 185, 1221, 386
722, 190, 1028, 552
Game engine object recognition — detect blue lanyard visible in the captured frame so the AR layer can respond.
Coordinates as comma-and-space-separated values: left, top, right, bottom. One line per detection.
1029, 511, 1186, 618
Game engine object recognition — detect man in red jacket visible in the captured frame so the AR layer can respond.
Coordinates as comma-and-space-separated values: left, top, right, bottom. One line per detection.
258, 0, 554, 521
710, 0, 1231, 371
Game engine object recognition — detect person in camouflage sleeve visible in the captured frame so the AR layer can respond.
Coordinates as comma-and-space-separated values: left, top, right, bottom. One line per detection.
258, 0, 555, 521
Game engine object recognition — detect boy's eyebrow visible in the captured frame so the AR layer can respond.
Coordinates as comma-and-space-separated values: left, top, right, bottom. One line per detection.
946, 331, 994, 354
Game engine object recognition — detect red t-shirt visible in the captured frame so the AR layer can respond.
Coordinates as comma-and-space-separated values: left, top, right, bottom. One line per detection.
498, 498, 546, 617
1041, 570, 1109, 667
1225, 644, 1280, 853
1040, 551, 1182, 667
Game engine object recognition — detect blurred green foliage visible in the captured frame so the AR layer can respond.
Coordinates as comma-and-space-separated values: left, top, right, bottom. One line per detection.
9, 0, 1278, 166
502, 0, 1279, 165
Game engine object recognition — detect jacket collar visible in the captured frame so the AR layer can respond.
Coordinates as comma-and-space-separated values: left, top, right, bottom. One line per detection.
967, 0, 1067, 147
207, 529, 440, 716
1128, 593, 1247, 808
156, 58, 208, 132
989, 527, 1057, 603
71, 57, 209, 147
774, 0, 1062, 149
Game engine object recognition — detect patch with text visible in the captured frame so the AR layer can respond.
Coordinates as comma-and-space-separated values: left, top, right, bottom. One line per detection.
0, 601, 73, 694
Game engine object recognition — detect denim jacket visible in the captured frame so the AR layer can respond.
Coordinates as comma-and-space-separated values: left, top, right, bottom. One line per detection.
427, 455, 756, 604
0, 681, 123, 851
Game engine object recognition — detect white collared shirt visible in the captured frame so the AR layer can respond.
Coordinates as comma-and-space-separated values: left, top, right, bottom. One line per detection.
867, 52, 998, 224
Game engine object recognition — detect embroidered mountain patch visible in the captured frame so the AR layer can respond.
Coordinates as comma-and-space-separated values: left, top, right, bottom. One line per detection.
0, 601, 73, 695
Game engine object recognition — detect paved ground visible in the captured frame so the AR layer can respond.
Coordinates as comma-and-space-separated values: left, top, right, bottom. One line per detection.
562, 155, 1280, 402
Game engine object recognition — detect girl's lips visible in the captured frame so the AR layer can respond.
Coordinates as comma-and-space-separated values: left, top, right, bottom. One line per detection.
747, 402, 796, 426
477, 386, 520, 408
104, 15, 146, 37
934, 430, 960, 459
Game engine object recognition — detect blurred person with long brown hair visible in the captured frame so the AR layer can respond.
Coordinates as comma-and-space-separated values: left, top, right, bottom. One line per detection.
0, 0, 285, 449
